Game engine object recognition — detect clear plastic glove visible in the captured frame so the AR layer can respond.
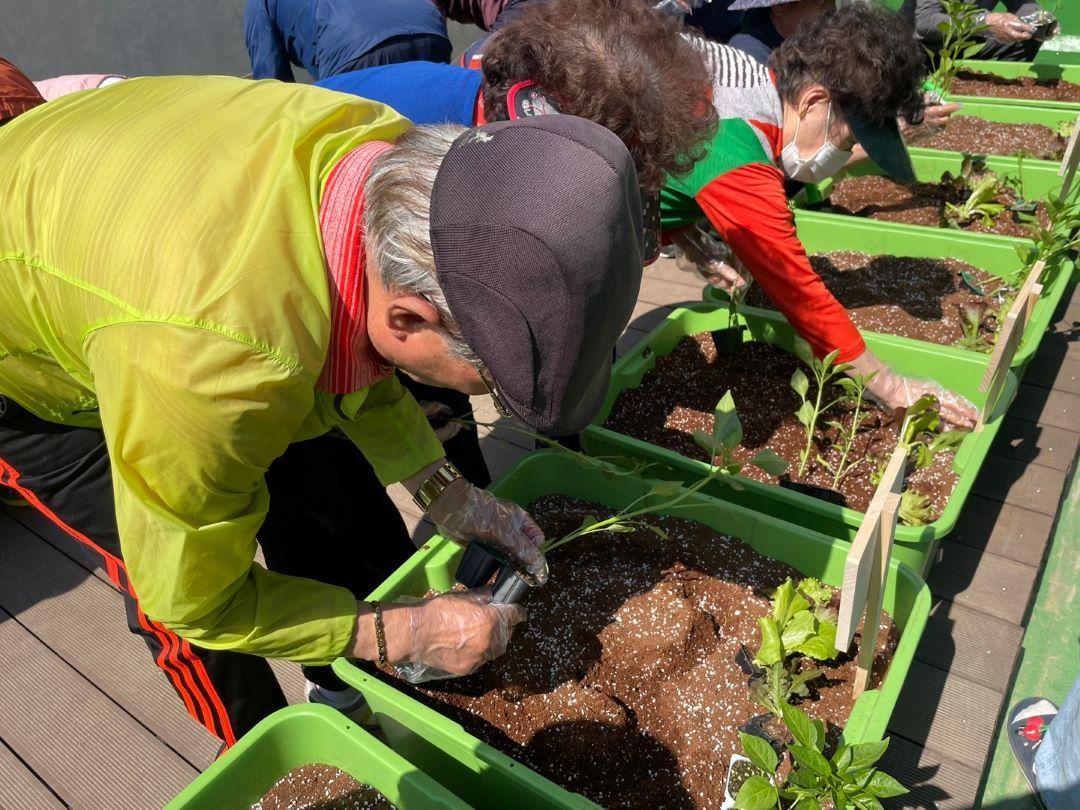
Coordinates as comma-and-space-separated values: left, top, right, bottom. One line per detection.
426, 481, 549, 585
846, 349, 977, 428
393, 589, 526, 684
899, 96, 962, 143
670, 226, 753, 297
985, 12, 1036, 42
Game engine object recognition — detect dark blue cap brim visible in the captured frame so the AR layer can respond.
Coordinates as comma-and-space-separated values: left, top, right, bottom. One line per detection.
845, 111, 915, 184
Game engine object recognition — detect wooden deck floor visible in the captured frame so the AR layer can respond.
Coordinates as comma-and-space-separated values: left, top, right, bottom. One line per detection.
0, 257, 1075, 808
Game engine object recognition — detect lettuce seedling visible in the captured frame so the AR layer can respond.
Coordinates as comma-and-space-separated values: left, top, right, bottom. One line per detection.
943, 174, 1006, 229
953, 302, 995, 354
733, 703, 907, 810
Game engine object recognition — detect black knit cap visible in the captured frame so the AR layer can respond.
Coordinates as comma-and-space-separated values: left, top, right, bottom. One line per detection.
431, 115, 644, 436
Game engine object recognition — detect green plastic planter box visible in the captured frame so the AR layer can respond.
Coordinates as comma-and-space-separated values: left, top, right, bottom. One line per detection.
797, 149, 1069, 219
702, 211, 1076, 374
581, 305, 1018, 577
949, 59, 1080, 112
331, 452, 931, 810
908, 100, 1076, 166
166, 704, 469, 809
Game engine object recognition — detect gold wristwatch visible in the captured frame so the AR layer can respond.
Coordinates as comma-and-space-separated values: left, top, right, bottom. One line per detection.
412, 461, 463, 511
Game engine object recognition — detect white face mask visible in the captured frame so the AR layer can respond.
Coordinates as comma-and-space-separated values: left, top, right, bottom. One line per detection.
780, 102, 852, 183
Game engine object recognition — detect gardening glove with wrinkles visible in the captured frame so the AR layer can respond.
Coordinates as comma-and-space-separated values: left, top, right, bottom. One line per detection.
671, 226, 753, 297
847, 349, 977, 428
395, 588, 526, 684
427, 482, 549, 585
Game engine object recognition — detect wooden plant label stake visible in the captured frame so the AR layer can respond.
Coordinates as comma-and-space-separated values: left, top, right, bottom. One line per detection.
976, 260, 1045, 431
836, 444, 906, 698
1058, 113, 1080, 200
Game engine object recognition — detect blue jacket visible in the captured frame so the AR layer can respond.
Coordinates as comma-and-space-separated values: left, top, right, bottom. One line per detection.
317, 61, 481, 126
245, 0, 449, 81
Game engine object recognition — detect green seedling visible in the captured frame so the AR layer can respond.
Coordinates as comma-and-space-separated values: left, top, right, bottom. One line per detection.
898, 490, 935, 527
750, 578, 838, 717
927, 0, 988, 95
943, 174, 1006, 229
953, 301, 994, 353
466, 393, 786, 557
940, 153, 986, 198
733, 703, 907, 810
1011, 193, 1080, 288
1053, 118, 1075, 141
816, 372, 877, 490
791, 349, 851, 479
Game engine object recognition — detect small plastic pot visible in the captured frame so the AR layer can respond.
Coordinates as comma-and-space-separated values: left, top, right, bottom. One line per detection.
710, 325, 747, 355
490, 566, 532, 605
455, 541, 501, 588
779, 477, 846, 507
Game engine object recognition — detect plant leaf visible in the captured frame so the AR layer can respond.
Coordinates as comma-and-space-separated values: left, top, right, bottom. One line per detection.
692, 429, 719, 458
928, 428, 969, 455
733, 775, 779, 810
789, 744, 832, 777
755, 617, 784, 666
789, 668, 823, 697
781, 610, 816, 649
863, 770, 907, 798
791, 368, 810, 399
842, 740, 890, 775
782, 703, 821, 751
796, 400, 816, 429
712, 390, 743, 449
791, 799, 823, 810
797, 578, 833, 607
794, 620, 838, 662
740, 732, 778, 775
643, 523, 669, 541
751, 448, 788, 476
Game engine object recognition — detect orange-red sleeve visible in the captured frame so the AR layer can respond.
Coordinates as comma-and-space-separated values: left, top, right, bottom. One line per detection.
695, 162, 866, 362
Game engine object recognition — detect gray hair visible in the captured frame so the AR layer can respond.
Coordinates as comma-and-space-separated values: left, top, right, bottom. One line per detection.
364, 125, 480, 365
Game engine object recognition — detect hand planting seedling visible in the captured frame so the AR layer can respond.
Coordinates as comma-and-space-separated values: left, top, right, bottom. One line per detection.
733, 703, 907, 810
791, 350, 851, 479
926, 0, 988, 95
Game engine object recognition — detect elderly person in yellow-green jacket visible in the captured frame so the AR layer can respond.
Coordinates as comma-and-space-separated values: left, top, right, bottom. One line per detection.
0, 75, 643, 745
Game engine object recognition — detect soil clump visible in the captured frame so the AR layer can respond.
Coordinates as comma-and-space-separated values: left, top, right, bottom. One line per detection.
252, 764, 393, 809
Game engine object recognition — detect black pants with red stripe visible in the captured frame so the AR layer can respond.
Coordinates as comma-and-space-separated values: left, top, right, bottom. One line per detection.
0, 396, 418, 746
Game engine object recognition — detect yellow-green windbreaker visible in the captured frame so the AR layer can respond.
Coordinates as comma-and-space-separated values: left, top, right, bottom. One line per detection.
0, 76, 444, 664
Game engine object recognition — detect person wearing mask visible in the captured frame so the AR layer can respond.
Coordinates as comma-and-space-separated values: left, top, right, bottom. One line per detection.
903, 0, 1059, 62
244, 0, 452, 82
317, 0, 718, 481
0, 56, 43, 125
0, 76, 644, 745
665, 5, 977, 426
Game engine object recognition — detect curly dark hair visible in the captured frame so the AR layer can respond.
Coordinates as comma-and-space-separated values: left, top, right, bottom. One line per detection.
480, 0, 718, 192
769, 4, 926, 126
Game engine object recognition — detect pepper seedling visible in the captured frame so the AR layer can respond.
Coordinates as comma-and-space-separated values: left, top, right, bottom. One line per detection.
791, 349, 851, 479
816, 372, 877, 490
732, 703, 908, 810
926, 0, 988, 95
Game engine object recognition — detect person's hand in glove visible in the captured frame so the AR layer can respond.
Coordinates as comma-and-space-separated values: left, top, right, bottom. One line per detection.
351, 590, 525, 676
845, 348, 977, 428
984, 12, 1036, 42
670, 225, 752, 297
426, 479, 549, 584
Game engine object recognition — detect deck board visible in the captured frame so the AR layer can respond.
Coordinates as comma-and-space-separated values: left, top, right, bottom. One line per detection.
945, 496, 1056, 568
0, 741, 62, 810
0, 512, 220, 770
914, 599, 1024, 693
0, 607, 197, 808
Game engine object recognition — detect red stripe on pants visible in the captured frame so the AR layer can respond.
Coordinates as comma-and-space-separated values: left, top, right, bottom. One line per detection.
0, 457, 237, 747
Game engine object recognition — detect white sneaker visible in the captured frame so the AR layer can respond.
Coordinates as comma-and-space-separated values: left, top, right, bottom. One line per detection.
305, 680, 377, 727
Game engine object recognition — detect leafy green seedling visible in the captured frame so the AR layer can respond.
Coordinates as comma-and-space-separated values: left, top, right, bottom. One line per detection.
791, 350, 851, 479
733, 703, 907, 810
750, 660, 825, 720
953, 302, 994, 354
898, 490, 935, 527
943, 174, 1006, 229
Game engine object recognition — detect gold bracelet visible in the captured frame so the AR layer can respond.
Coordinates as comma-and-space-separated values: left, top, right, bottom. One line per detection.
370, 600, 388, 668
412, 461, 463, 511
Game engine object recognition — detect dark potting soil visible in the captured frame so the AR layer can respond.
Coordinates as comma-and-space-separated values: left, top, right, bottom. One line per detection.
252, 764, 394, 810
951, 69, 1080, 103
824, 174, 1049, 239
603, 337, 959, 517
744, 251, 1005, 348
920, 115, 1065, 161
401, 495, 898, 810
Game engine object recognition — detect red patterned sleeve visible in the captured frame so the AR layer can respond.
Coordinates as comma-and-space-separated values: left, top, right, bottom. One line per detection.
695, 162, 866, 361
